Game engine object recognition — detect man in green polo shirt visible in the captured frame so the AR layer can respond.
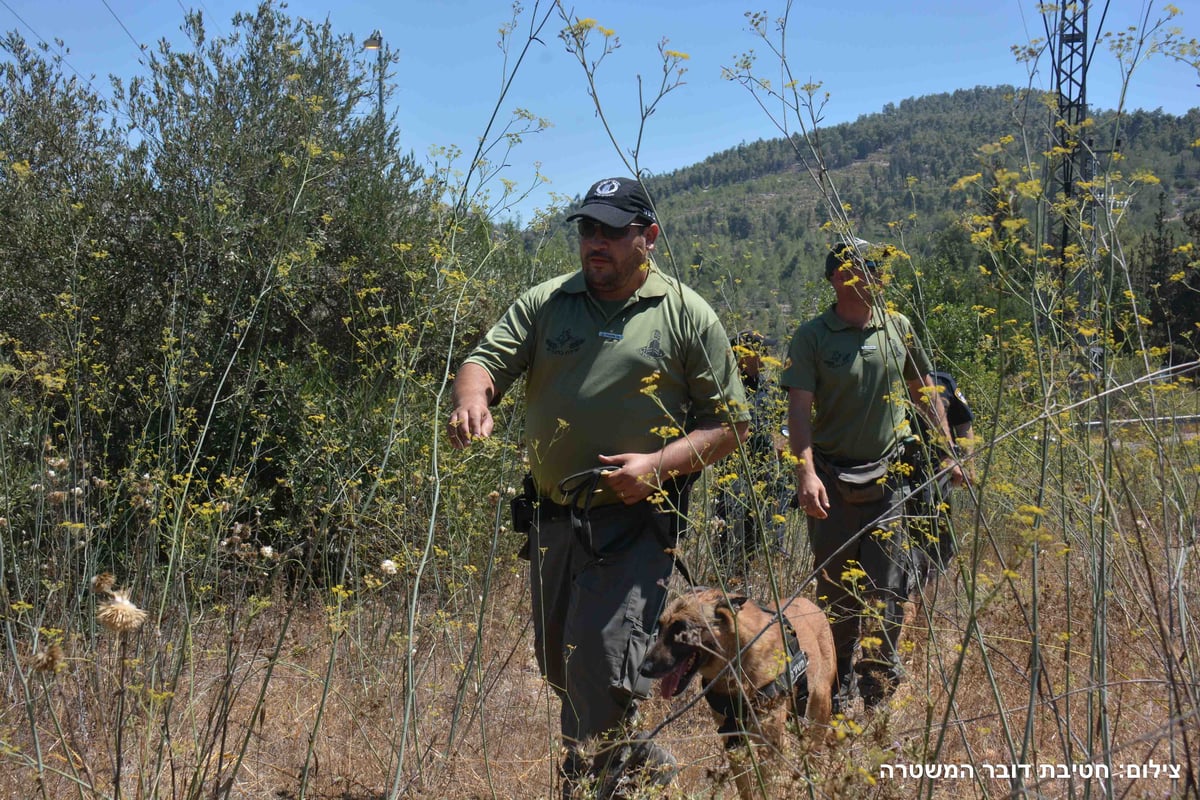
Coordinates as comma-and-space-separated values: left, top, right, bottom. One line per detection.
782, 239, 963, 714
448, 177, 749, 796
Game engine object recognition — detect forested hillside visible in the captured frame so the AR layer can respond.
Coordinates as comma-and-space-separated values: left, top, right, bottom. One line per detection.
635, 86, 1200, 357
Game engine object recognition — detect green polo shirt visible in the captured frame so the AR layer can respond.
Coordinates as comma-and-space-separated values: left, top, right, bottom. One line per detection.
781, 305, 932, 463
465, 264, 749, 504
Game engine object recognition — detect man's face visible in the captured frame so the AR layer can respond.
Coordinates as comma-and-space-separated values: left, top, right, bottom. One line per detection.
577, 218, 659, 300
732, 341, 764, 378
831, 252, 886, 299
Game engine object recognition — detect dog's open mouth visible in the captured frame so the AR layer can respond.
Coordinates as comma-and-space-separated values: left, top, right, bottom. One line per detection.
658, 650, 700, 699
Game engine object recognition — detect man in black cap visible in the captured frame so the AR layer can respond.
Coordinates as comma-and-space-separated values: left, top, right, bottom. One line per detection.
448, 177, 749, 796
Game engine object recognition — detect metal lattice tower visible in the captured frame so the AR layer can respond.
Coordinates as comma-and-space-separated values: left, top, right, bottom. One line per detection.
1053, 1, 1091, 245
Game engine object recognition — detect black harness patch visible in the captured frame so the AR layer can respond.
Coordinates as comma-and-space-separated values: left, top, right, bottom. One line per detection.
701, 603, 810, 749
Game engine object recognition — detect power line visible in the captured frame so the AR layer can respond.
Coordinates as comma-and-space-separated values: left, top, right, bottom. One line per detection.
0, 0, 107, 96
0, 0, 44, 45
175, 0, 226, 39
0, 0, 166, 150
100, 0, 148, 65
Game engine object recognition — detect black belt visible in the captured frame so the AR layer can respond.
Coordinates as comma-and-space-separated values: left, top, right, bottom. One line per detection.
542, 468, 697, 585
534, 497, 632, 523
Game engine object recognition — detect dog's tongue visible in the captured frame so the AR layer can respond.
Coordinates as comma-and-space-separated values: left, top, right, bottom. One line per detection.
658, 659, 689, 699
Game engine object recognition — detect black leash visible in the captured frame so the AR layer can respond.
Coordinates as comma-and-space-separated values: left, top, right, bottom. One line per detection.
555, 467, 697, 585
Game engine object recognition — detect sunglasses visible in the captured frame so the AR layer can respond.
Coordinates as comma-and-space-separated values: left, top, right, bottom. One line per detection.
576, 219, 647, 241
837, 257, 880, 272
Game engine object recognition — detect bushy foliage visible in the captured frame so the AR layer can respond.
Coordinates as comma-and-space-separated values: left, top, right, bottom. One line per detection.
0, 3, 533, 604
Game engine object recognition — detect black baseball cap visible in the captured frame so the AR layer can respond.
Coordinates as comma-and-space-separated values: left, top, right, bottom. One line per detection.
566, 177, 657, 227
731, 329, 778, 351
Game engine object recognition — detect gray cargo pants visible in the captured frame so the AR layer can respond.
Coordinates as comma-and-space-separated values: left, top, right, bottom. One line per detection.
808, 473, 909, 705
529, 501, 673, 753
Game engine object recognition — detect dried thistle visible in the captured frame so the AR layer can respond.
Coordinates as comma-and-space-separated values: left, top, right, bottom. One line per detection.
90, 572, 116, 595
32, 643, 65, 674
97, 589, 147, 634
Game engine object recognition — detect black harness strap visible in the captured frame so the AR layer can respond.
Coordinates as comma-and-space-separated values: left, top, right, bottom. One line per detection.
554, 468, 698, 584
556, 468, 642, 563
701, 606, 809, 749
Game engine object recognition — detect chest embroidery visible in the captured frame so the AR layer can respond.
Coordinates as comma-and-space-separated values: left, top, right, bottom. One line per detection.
546, 328, 586, 356
823, 350, 857, 369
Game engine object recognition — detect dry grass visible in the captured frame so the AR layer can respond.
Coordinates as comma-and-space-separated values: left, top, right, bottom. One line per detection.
3, 378, 1197, 799
3, 489, 1196, 800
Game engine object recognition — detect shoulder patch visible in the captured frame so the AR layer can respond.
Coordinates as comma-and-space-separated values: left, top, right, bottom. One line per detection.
638, 330, 666, 359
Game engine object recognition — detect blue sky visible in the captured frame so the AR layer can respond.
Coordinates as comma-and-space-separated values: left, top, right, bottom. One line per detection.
4, 0, 1198, 223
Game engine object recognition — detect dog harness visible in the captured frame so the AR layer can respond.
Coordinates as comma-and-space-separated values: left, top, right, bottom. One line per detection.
700, 600, 810, 749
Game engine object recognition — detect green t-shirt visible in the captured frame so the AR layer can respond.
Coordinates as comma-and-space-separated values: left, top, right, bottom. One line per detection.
781, 305, 932, 463
465, 265, 749, 504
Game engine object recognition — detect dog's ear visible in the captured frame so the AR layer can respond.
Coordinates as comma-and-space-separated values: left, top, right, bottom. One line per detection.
712, 595, 748, 628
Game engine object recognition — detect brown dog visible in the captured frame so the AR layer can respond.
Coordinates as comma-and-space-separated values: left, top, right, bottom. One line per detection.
640, 587, 836, 796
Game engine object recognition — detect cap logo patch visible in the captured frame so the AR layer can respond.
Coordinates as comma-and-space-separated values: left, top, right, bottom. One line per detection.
594, 179, 620, 197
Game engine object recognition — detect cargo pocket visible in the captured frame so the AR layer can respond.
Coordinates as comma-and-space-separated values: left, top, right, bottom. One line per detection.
612, 596, 655, 702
